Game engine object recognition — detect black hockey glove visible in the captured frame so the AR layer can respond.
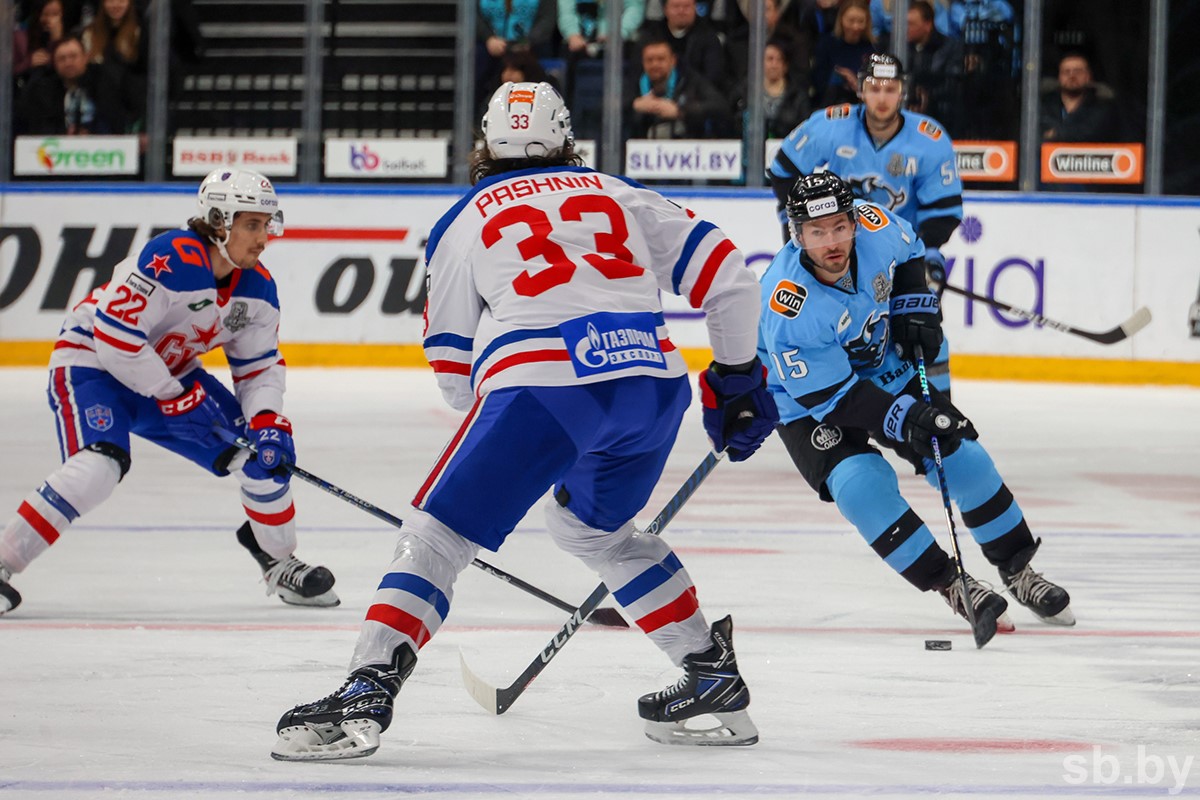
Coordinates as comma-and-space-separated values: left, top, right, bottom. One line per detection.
698, 357, 780, 462
924, 248, 947, 299
889, 292, 943, 363
882, 395, 971, 459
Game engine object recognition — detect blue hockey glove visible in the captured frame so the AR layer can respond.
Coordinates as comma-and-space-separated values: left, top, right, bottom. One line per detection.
698, 357, 780, 462
883, 395, 970, 459
924, 248, 947, 298
158, 381, 225, 447
889, 292, 943, 363
244, 413, 295, 484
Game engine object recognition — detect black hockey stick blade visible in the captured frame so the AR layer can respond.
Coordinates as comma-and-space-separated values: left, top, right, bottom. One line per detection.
972, 607, 999, 649
942, 284, 1152, 345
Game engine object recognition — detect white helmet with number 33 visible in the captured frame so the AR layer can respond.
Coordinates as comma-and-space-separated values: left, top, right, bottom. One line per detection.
481, 81, 574, 159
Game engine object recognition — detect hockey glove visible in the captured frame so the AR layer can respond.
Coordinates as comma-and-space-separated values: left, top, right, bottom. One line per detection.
158, 381, 225, 447
924, 248, 947, 298
244, 413, 295, 484
882, 395, 970, 459
889, 292, 943, 363
698, 357, 780, 462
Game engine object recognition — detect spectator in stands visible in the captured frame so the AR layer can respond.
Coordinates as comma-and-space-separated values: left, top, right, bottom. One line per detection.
734, 38, 809, 139
870, 0, 950, 50
794, 0, 839, 79
81, 0, 146, 129
906, 0, 963, 133
811, 0, 877, 108
643, 0, 740, 34
559, 0, 646, 141
477, 49, 562, 117
637, 0, 727, 92
17, 34, 128, 135
725, 0, 805, 88
626, 36, 732, 139
11, 5, 34, 84
25, 0, 66, 77
477, 0, 557, 106
1040, 51, 1125, 143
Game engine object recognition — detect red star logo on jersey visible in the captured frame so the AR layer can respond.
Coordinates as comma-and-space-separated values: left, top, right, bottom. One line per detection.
189, 321, 222, 349
147, 253, 172, 278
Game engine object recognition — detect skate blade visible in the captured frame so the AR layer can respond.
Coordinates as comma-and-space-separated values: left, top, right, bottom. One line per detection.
644, 710, 759, 747
278, 588, 341, 608
1036, 605, 1076, 626
271, 719, 381, 761
996, 611, 1015, 633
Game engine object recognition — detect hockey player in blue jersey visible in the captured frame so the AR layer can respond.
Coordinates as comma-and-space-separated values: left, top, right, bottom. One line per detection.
269, 81, 777, 761
769, 53, 960, 393
0, 168, 339, 615
759, 172, 1073, 637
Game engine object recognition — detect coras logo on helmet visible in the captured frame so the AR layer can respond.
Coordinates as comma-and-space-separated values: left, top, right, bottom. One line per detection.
481, 81, 574, 159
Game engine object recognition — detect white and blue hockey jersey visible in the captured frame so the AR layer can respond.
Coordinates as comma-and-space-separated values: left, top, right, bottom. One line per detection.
423, 166, 760, 410
770, 104, 963, 236
50, 229, 286, 417
758, 201, 926, 425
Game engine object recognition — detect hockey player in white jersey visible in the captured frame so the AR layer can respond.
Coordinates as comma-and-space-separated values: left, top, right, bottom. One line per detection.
0, 168, 339, 614
270, 82, 777, 761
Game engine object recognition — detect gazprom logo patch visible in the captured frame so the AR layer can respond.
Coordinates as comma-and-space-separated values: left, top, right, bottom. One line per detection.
560, 312, 667, 378
805, 196, 839, 217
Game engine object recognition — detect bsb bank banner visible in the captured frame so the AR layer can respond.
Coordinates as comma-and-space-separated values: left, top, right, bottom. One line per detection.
0, 187, 1197, 368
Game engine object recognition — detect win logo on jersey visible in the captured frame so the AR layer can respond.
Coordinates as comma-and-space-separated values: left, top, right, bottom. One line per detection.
559, 312, 666, 378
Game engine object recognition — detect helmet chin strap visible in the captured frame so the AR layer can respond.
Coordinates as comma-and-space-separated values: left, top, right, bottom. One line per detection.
212, 227, 236, 271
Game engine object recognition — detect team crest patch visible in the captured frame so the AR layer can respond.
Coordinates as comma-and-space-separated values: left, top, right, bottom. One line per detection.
887, 153, 906, 177
85, 404, 114, 432
811, 424, 842, 451
223, 301, 249, 332
769, 280, 807, 318
872, 273, 893, 303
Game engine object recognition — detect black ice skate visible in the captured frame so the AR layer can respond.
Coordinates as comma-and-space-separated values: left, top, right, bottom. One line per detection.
236, 522, 339, 607
272, 644, 417, 761
1000, 538, 1075, 626
637, 615, 758, 746
0, 563, 21, 616
936, 568, 1015, 635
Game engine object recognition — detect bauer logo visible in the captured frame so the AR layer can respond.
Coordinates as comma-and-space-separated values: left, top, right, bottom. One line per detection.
770, 280, 807, 318
560, 312, 667, 378
810, 424, 842, 451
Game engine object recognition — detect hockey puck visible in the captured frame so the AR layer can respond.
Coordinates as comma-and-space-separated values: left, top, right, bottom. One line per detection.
925, 640, 952, 651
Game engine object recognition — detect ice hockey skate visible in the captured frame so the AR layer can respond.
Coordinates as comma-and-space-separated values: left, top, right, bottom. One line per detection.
236, 522, 339, 607
272, 645, 416, 761
1000, 539, 1075, 625
0, 562, 21, 615
637, 615, 758, 746
937, 568, 1015, 634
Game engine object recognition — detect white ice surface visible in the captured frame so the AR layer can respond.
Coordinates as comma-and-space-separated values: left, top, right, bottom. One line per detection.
1, 368, 1197, 799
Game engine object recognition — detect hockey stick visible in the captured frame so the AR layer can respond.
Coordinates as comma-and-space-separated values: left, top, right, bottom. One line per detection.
941, 284, 1151, 345
214, 428, 628, 628
460, 450, 725, 715
913, 345, 997, 650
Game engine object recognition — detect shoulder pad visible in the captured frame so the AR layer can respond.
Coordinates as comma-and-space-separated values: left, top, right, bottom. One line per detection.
230, 264, 280, 307
825, 104, 854, 120
136, 230, 213, 290
917, 119, 944, 141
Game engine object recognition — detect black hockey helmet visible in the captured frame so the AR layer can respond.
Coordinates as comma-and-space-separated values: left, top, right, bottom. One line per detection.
786, 172, 857, 244
859, 52, 906, 86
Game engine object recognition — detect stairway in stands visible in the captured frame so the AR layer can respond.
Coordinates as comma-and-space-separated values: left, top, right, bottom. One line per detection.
172, 0, 457, 138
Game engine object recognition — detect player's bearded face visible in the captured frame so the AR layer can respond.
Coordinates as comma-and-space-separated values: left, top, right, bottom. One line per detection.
862, 78, 902, 123
799, 214, 856, 275
225, 212, 272, 268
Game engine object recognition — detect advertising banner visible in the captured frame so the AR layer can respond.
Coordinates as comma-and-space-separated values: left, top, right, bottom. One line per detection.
1040, 143, 1144, 184
14, 136, 139, 176
954, 141, 1017, 182
324, 138, 449, 179
172, 137, 298, 177
624, 139, 742, 180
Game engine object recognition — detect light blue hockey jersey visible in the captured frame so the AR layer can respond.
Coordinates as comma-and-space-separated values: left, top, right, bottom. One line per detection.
769, 104, 963, 233
757, 200, 926, 425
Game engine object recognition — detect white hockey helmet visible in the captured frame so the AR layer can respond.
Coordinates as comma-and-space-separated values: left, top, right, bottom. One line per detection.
481, 81, 574, 159
196, 168, 284, 237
